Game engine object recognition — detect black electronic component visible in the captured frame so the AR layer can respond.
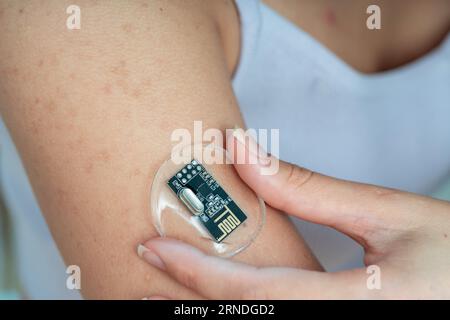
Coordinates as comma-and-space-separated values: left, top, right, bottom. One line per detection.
167, 159, 247, 242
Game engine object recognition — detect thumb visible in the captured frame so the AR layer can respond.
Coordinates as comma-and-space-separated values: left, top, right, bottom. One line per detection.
138, 238, 369, 299
227, 127, 424, 248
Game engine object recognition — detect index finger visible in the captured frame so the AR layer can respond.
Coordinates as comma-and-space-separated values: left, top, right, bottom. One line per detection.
227, 127, 434, 245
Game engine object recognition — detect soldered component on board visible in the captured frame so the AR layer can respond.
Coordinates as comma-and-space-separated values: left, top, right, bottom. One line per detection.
167, 159, 247, 242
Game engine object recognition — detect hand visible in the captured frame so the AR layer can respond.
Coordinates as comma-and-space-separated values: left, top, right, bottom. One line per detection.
138, 128, 450, 299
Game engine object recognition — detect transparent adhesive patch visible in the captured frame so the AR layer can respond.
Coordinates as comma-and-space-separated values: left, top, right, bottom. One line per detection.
150, 143, 265, 257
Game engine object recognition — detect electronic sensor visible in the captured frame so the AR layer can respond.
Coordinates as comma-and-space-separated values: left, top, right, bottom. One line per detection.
167, 159, 247, 242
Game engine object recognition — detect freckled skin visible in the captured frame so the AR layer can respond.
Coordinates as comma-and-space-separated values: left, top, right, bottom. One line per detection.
44, 101, 57, 113
132, 88, 141, 98
121, 23, 133, 33
31, 121, 40, 135
97, 150, 111, 163
132, 169, 142, 177
102, 83, 112, 95
84, 162, 94, 175
0, 0, 319, 299
110, 60, 129, 77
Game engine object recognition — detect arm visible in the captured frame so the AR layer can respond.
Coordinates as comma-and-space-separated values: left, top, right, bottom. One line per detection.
0, 0, 319, 299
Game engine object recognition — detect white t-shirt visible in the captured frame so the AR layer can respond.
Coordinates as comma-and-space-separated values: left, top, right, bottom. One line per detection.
1, 0, 449, 298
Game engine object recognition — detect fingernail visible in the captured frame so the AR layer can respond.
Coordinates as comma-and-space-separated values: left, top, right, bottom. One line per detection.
137, 244, 166, 271
232, 126, 272, 166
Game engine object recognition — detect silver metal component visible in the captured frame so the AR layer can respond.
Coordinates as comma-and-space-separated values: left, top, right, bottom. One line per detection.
179, 188, 204, 215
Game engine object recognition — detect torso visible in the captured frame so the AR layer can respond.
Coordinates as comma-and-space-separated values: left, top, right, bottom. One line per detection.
216, 0, 450, 75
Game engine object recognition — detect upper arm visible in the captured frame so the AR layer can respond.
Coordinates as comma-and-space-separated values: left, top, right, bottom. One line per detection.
0, 0, 319, 299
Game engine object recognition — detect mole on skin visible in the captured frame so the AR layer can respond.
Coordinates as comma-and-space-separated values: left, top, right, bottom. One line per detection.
324, 7, 336, 26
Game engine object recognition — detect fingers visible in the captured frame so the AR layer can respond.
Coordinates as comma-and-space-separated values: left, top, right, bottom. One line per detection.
227, 127, 428, 246
138, 238, 261, 299
137, 238, 368, 299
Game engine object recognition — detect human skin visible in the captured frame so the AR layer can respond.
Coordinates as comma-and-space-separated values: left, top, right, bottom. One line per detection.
0, 0, 320, 299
